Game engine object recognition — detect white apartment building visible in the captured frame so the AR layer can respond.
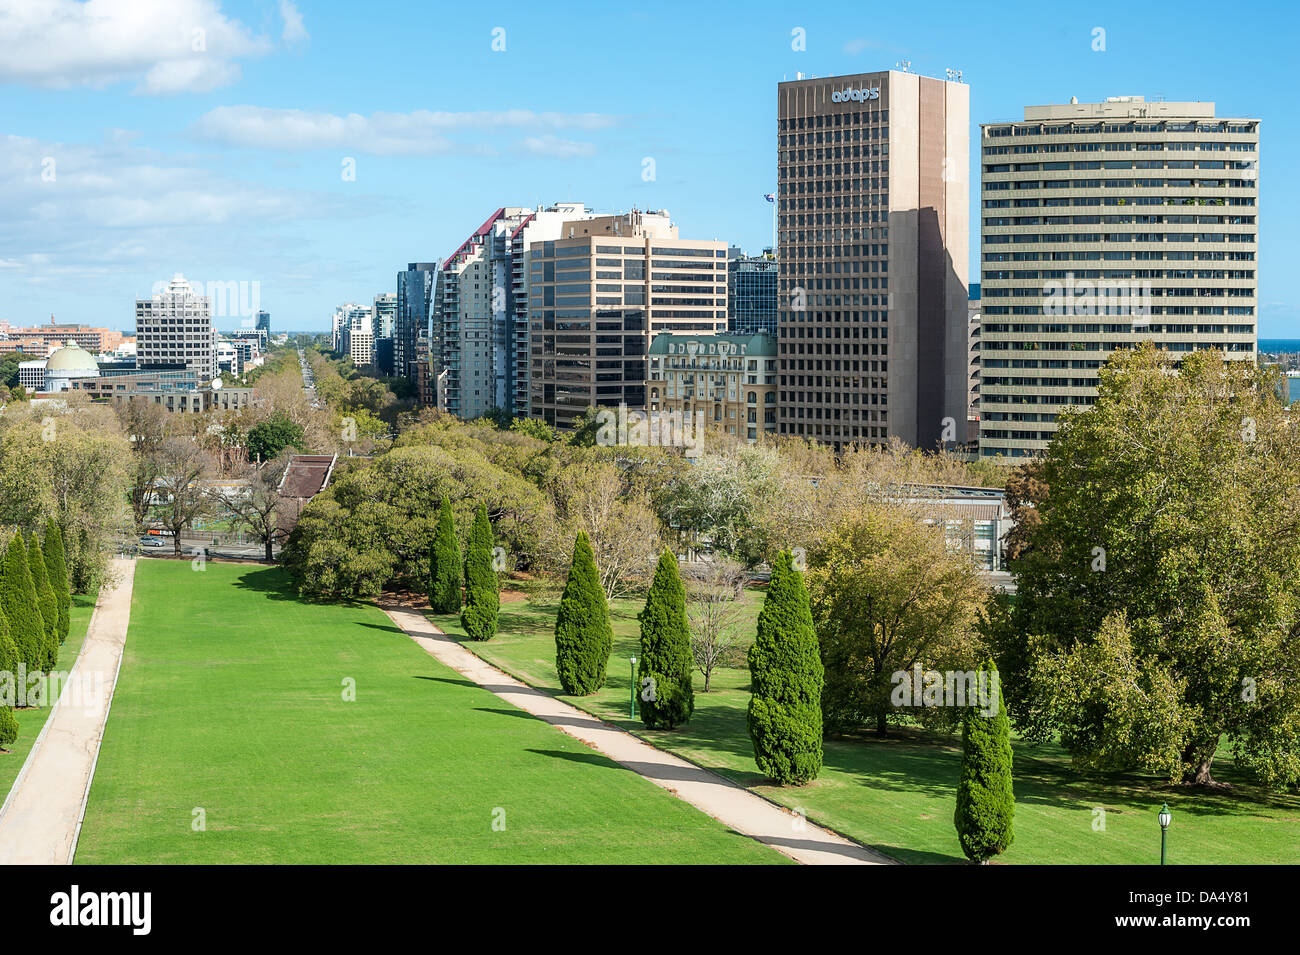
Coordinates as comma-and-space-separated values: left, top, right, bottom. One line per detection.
135, 273, 217, 381
433, 203, 606, 420
979, 97, 1259, 458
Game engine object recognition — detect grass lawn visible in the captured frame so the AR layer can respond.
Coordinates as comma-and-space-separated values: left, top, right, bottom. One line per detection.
0, 589, 100, 800
434, 586, 1300, 865
75, 560, 786, 864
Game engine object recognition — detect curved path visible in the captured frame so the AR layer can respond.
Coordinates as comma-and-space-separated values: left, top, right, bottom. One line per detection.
0, 557, 136, 865
381, 602, 893, 866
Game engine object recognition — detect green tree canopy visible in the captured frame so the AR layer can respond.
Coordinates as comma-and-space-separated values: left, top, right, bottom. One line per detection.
747, 550, 824, 784
993, 344, 1300, 789
954, 660, 1015, 863
637, 549, 695, 729
27, 532, 58, 669
429, 495, 462, 614
42, 518, 70, 643
554, 532, 613, 695
0, 534, 45, 673
460, 502, 499, 641
246, 412, 305, 462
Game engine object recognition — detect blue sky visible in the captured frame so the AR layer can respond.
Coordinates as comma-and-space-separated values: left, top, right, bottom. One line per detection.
1, 0, 1296, 334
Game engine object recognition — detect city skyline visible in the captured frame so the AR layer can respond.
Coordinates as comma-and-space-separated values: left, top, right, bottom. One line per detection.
1, 0, 1296, 334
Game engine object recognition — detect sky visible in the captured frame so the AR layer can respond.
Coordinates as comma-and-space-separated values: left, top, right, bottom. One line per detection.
1, 0, 1297, 335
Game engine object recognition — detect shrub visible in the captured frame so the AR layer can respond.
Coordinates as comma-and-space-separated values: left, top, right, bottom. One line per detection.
429, 495, 461, 613
748, 549, 825, 784
554, 532, 613, 695
461, 503, 499, 641
954, 660, 1015, 863
637, 549, 694, 729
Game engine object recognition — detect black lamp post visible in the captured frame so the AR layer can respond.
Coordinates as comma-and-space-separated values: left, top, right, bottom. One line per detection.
1158, 803, 1172, 865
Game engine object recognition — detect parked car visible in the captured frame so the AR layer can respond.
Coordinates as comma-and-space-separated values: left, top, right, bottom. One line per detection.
139, 537, 168, 549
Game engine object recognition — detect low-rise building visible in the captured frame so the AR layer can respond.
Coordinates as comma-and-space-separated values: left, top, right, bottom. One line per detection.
648, 331, 777, 442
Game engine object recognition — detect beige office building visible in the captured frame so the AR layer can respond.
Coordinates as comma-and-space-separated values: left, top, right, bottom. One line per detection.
528, 210, 727, 429
776, 70, 970, 451
978, 97, 1259, 458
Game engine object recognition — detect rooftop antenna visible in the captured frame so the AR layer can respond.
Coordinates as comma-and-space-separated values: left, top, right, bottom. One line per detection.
945, 68, 963, 83
897, 59, 911, 73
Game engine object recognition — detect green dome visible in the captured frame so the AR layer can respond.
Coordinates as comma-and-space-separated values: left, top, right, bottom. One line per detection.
45, 342, 99, 376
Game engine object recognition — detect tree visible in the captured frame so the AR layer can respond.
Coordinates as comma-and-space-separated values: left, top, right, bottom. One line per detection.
637, 549, 694, 729
211, 454, 292, 561
42, 518, 70, 644
246, 412, 305, 463
115, 399, 169, 530
993, 345, 1300, 789
27, 533, 58, 669
540, 458, 660, 601
0, 534, 45, 674
151, 439, 215, 557
553, 532, 613, 695
954, 660, 1015, 863
0, 604, 19, 698
429, 495, 461, 613
747, 550, 825, 784
806, 506, 987, 737
684, 560, 748, 692
461, 503, 499, 641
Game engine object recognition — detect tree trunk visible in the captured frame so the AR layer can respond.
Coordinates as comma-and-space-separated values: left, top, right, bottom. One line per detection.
876, 712, 888, 738
1180, 736, 1220, 786
265, 538, 274, 562
173, 535, 182, 557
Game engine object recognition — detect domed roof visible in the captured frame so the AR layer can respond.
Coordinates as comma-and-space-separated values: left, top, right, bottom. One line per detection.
45, 341, 99, 377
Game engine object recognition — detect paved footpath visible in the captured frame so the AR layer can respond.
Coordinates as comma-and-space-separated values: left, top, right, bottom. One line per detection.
0, 557, 136, 865
382, 603, 893, 866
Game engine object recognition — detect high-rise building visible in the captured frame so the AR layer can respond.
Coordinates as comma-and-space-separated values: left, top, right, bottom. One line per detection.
776, 70, 970, 450
255, 309, 271, 340
135, 274, 217, 381
978, 97, 1259, 458
728, 248, 779, 335
432, 203, 602, 419
373, 292, 397, 339
396, 263, 437, 394
528, 209, 728, 429
333, 303, 374, 367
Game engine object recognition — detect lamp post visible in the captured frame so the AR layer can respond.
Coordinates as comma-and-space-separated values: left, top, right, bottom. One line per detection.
1158, 803, 1172, 865
629, 656, 638, 719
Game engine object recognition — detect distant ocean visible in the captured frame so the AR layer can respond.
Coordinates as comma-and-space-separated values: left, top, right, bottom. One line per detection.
1260, 339, 1300, 354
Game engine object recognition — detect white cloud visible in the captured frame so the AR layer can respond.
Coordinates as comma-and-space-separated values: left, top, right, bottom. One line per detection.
191, 105, 620, 155
517, 135, 596, 159
279, 0, 308, 45
0, 0, 271, 94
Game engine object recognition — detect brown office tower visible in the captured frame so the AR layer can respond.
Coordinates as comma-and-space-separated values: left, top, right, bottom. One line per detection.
776, 70, 969, 450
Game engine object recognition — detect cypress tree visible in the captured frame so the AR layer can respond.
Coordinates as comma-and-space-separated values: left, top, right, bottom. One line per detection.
0, 704, 17, 751
954, 660, 1015, 863
43, 519, 70, 643
0, 606, 18, 703
0, 535, 46, 674
747, 549, 825, 784
428, 495, 462, 614
637, 549, 694, 729
461, 503, 500, 642
554, 532, 613, 695
27, 533, 58, 670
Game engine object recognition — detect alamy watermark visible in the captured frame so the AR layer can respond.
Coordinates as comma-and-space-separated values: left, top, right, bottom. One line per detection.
1044, 273, 1151, 326
890, 665, 1000, 717
595, 404, 705, 458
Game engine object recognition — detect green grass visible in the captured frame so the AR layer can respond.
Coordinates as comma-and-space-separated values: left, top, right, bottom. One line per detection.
0, 590, 99, 800
76, 561, 786, 864
437, 589, 1300, 865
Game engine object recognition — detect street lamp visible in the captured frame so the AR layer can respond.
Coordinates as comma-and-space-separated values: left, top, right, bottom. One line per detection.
1158, 803, 1172, 865
629, 656, 638, 719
